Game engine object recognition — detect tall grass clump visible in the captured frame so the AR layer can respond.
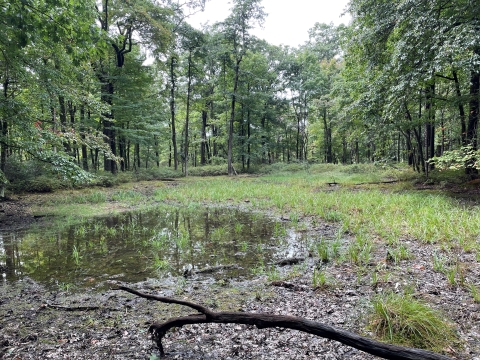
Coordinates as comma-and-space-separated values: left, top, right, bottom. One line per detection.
110, 190, 145, 202
73, 191, 107, 204
368, 292, 459, 352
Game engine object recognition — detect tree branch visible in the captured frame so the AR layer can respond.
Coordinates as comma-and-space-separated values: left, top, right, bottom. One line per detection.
116, 286, 453, 360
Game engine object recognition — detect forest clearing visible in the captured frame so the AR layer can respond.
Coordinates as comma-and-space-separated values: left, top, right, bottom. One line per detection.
1, 165, 479, 359
2, 0, 480, 358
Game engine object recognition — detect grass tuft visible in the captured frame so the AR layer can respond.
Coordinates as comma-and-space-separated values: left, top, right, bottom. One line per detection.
368, 292, 459, 352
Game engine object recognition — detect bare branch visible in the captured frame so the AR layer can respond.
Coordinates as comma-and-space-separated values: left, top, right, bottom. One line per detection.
117, 286, 453, 360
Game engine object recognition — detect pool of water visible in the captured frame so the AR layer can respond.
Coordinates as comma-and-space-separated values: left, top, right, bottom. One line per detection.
0, 205, 308, 290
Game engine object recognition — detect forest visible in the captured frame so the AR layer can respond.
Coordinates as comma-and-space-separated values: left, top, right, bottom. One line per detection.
1, 0, 480, 196
2, 1, 480, 359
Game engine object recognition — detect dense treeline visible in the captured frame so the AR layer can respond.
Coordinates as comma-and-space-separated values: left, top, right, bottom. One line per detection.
1, 0, 479, 196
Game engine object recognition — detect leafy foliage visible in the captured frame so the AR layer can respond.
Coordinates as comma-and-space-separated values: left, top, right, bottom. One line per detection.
430, 146, 480, 171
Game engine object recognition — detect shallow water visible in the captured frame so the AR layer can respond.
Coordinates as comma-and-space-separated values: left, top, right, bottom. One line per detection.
0, 205, 307, 290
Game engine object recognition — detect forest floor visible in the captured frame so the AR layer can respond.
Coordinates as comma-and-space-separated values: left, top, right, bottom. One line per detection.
1, 177, 480, 360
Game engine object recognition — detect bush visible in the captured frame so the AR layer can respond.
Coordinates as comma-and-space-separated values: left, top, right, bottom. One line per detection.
93, 174, 119, 188
4, 158, 69, 193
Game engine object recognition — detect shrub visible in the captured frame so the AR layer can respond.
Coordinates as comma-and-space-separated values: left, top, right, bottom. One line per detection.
93, 174, 119, 188
4, 158, 69, 193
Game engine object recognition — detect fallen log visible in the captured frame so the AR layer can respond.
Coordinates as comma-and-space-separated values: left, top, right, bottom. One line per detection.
116, 286, 452, 360
275, 257, 305, 266
354, 180, 399, 185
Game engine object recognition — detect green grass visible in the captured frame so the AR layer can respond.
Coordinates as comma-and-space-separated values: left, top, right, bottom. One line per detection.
389, 244, 414, 264
32, 165, 480, 255
368, 291, 459, 352
110, 190, 145, 202
150, 169, 480, 247
312, 268, 330, 288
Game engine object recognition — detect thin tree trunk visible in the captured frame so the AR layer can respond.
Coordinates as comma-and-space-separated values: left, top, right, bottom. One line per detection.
201, 109, 207, 165
228, 59, 241, 176
0, 77, 8, 198
452, 70, 467, 145
424, 82, 435, 174
80, 105, 89, 171
466, 63, 480, 174
184, 50, 193, 177
170, 56, 178, 171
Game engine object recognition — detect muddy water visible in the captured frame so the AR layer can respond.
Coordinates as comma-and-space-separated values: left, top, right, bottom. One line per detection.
0, 206, 307, 290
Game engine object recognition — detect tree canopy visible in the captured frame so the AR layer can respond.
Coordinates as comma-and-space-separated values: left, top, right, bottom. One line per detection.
1, 0, 479, 196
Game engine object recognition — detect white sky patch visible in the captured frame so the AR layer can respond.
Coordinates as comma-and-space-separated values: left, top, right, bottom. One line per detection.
188, 0, 351, 48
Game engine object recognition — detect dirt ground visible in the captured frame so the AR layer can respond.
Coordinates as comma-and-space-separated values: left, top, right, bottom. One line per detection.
1, 191, 480, 360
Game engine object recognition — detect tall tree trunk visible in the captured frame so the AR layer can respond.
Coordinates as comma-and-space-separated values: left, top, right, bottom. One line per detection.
201, 109, 208, 165
247, 107, 251, 171
424, 82, 435, 174
136, 143, 141, 169
67, 101, 76, 159
405, 129, 414, 166
101, 79, 117, 174
0, 77, 9, 197
184, 50, 193, 177
58, 96, 72, 154
323, 107, 332, 163
154, 135, 160, 167
466, 66, 480, 174
452, 70, 467, 145
119, 129, 126, 172
170, 56, 178, 170
126, 140, 131, 170
80, 105, 89, 171
228, 59, 241, 176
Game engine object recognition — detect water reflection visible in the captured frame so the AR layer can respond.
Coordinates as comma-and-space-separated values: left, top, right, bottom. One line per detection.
0, 206, 304, 290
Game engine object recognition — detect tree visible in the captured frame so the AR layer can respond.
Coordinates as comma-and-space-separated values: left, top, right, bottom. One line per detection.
0, 0, 101, 197
343, 0, 480, 173
221, 0, 266, 175
95, 0, 173, 173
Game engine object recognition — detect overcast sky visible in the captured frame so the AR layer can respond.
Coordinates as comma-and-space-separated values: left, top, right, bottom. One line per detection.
187, 0, 351, 48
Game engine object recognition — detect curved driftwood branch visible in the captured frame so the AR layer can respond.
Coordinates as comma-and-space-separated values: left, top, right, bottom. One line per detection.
117, 286, 452, 360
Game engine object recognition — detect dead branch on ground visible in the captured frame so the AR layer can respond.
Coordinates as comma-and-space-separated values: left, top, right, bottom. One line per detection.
116, 286, 452, 360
